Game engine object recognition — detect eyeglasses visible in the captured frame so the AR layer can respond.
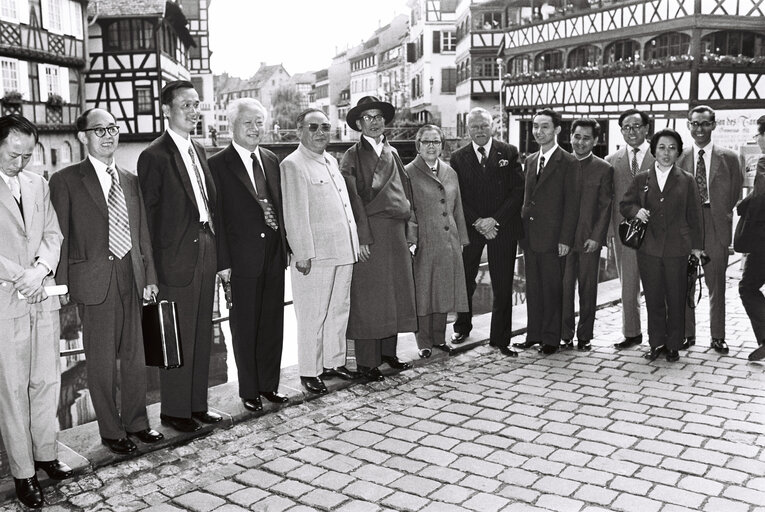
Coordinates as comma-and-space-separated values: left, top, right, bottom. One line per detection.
304, 123, 332, 133
361, 114, 385, 123
621, 124, 645, 133
83, 126, 120, 137
688, 121, 714, 129
419, 140, 442, 147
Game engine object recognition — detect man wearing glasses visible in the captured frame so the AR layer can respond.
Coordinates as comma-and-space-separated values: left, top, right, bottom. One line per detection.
679, 105, 743, 354
50, 108, 163, 454
341, 96, 416, 382
281, 109, 360, 394
608, 109, 654, 351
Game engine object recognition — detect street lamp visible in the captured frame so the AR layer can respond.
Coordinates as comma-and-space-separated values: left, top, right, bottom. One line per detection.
496, 57, 504, 142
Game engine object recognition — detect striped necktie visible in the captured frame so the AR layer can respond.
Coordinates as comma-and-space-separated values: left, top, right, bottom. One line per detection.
187, 145, 215, 234
631, 148, 639, 177
696, 149, 709, 203
105, 167, 132, 258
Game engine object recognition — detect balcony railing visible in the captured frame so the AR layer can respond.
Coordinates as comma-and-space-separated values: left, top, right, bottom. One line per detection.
0, 20, 85, 66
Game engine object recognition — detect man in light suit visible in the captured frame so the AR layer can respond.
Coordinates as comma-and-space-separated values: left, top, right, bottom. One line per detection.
281, 109, 360, 395
679, 105, 743, 354
607, 109, 654, 350
50, 108, 163, 455
0, 115, 71, 509
519, 108, 580, 355
138, 81, 222, 433
210, 98, 289, 412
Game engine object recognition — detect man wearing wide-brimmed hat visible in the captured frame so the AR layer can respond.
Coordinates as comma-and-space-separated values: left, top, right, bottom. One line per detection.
340, 96, 416, 381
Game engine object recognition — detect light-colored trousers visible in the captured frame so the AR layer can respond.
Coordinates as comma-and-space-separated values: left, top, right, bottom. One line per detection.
0, 310, 60, 478
291, 263, 353, 377
613, 235, 642, 338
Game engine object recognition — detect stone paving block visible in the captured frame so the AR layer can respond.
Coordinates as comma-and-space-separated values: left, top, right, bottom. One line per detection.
318, 454, 363, 473
500, 503, 553, 512
460, 474, 502, 493
706, 467, 749, 484
351, 464, 404, 485
233, 469, 283, 489
250, 495, 296, 512
390, 474, 442, 497
351, 447, 391, 465
587, 456, 639, 477
485, 450, 527, 468
611, 493, 663, 512
703, 497, 751, 512
408, 446, 459, 466
269, 479, 313, 499
680, 447, 729, 466
659, 457, 707, 476
335, 500, 381, 512
498, 467, 539, 487
420, 502, 471, 512
705, 438, 760, 457
648, 484, 705, 508
677, 475, 725, 496
384, 455, 428, 473
521, 457, 566, 475
290, 446, 334, 465
462, 418, 506, 433
509, 442, 555, 458
636, 467, 681, 486
172, 491, 225, 512
374, 438, 417, 455
611, 448, 661, 466
300, 488, 348, 510
440, 425, 480, 440
449, 456, 503, 477
462, 492, 510, 512
314, 470, 355, 490
535, 494, 585, 512
337, 430, 386, 447
387, 426, 428, 443
577, 428, 637, 448
728, 456, 765, 475
535, 475, 581, 496
560, 465, 614, 486
227, 487, 271, 507
418, 465, 467, 484
451, 441, 495, 458
344, 480, 394, 502
428, 484, 474, 504
411, 419, 448, 434
381, 491, 430, 512
535, 432, 579, 449
284, 464, 326, 483
260, 457, 303, 476
574, 483, 619, 506
574, 441, 617, 457
380, 413, 419, 428
358, 421, 397, 435
548, 449, 592, 467
635, 439, 683, 457
499, 425, 541, 442
317, 439, 358, 455
723, 485, 765, 505
475, 433, 515, 450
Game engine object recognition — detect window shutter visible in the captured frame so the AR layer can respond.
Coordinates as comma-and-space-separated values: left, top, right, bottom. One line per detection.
38, 65, 48, 102
59, 66, 70, 102
39, 0, 49, 29
432, 31, 441, 53
18, 0, 30, 24
17, 60, 29, 98
406, 42, 416, 63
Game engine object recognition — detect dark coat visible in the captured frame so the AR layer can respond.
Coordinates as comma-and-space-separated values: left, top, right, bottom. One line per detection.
573, 154, 614, 250
735, 156, 765, 254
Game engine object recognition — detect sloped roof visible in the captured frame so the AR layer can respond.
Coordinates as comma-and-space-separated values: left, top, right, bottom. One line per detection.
88, 0, 167, 18
247, 64, 289, 88
291, 72, 315, 84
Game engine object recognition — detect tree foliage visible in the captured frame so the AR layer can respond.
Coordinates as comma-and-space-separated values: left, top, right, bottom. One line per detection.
271, 85, 304, 129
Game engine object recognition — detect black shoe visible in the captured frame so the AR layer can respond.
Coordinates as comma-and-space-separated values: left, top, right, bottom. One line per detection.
749, 343, 765, 361
160, 414, 202, 433
644, 346, 665, 361
34, 459, 73, 480
358, 366, 385, 382
321, 366, 362, 380
300, 376, 328, 394
382, 356, 412, 370
101, 436, 137, 454
560, 339, 573, 349
577, 340, 591, 351
498, 346, 518, 357
14, 476, 43, 509
539, 344, 558, 355
665, 349, 680, 362
127, 428, 164, 444
433, 343, 451, 354
260, 391, 289, 403
711, 338, 729, 354
451, 332, 468, 344
242, 397, 263, 411
418, 348, 432, 358
615, 335, 642, 349
513, 340, 540, 349
681, 337, 696, 350
192, 411, 222, 424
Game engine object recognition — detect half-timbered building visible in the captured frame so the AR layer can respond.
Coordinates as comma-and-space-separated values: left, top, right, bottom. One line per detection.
177, 0, 213, 141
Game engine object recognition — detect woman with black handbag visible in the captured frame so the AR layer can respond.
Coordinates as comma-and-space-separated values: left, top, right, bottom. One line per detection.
620, 129, 703, 362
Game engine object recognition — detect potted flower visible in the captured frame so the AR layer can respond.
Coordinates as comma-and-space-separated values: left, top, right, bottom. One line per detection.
46, 94, 64, 107
2, 90, 23, 105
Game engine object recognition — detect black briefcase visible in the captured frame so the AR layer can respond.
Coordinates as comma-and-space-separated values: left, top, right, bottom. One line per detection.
142, 299, 184, 369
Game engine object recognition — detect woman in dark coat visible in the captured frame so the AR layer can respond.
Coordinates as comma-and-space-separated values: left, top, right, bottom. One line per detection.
620, 128, 703, 362
405, 125, 470, 358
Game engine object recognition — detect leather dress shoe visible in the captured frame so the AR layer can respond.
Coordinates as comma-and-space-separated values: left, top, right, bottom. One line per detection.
433, 343, 451, 353
680, 336, 696, 350
577, 340, 591, 351
418, 348, 432, 358
321, 366, 362, 380
665, 349, 680, 362
539, 344, 558, 355
498, 346, 518, 357
35, 459, 73, 480
192, 411, 222, 424
615, 335, 642, 349
101, 436, 137, 454
14, 476, 43, 509
644, 346, 665, 361
358, 366, 385, 382
127, 428, 164, 444
382, 356, 412, 370
160, 414, 202, 433
560, 339, 573, 349
451, 332, 468, 344
513, 340, 540, 349
260, 391, 289, 403
711, 338, 729, 354
242, 397, 263, 411
749, 343, 765, 361
300, 376, 328, 394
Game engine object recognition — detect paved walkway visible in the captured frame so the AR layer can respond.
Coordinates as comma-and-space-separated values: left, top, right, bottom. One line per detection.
2, 268, 764, 512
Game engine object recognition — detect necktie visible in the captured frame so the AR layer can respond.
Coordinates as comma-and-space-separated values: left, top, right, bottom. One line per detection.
105, 167, 132, 259
631, 148, 639, 177
187, 146, 215, 234
251, 153, 278, 231
696, 149, 708, 203
8, 177, 20, 202
478, 146, 487, 168
538, 155, 545, 176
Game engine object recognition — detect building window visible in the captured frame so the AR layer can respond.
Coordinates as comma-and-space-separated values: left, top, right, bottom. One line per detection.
441, 68, 456, 93
135, 86, 153, 114
535, 50, 563, 71
60, 141, 72, 163
702, 30, 765, 58
476, 11, 502, 30
46, 0, 63, 32
105, 19, 155, 51
1, 59, 18, 92
433, 30, 456, 53
509, 55, 532, 75
645, 32, 690, 60
32, 143, 45, 165
45, 66, 60, 96
605, 39, 640, 63
567, 45, 601, 68
1, 0, 17, 20
473, 58, 499, 78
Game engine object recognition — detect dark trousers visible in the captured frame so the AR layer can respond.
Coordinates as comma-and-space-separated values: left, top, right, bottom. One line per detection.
454, 234, 517, 347
416, 313, 448, 350
80, 253, 148, 439
562, 250, 601, 341
355, 335, 397, 368
740, 252, 765, 344
524, 248, 564, 347
638, 253, 687, 351
159, 228, 216, 418
230, 238, 284, 398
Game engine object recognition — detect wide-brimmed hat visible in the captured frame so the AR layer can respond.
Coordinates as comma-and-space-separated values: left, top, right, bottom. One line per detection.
346, 96, 395, 131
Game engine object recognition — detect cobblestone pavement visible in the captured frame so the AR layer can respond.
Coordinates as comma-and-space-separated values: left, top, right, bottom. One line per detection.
2, 271, 764, 512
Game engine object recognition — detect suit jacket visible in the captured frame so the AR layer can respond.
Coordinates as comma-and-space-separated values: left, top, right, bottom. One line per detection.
49, 158, 157, 305
677, 145, 743, 245
0, 171, 62, 319
521, 146, 580, 252
450, 139, 524, 240
607, 145, 655, 237
573, 154, 614, 250
620, 165, 703, 258
210, 144, 287, 278
137, 132, 218, 287
735, 155, 765, 253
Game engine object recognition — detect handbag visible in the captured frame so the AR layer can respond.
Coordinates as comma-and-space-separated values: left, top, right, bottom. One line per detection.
142, 295, 184, 369
619, 174, 651, 249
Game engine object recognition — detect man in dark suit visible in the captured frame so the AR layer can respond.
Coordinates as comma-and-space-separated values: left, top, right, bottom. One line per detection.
561, 119, 613, 351
50, 108, 164, 454
450, 107, 524, 356
138, 81, 222, 433
518, 108, 579, 355
679, 105, 743, 354
209, 98, 288, 412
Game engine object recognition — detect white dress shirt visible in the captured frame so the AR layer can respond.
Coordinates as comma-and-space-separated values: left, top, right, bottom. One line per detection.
537, 144, 559, 174
472, 139, 493, 163
692, 143, 713, 204
232, 141, 265, 193
0, 172, 21, 202
655, 163, 671, 192
631, 141, 651, 168
363, 135, 385, 157
88, 154, 117, 202
166, 127, 210, 222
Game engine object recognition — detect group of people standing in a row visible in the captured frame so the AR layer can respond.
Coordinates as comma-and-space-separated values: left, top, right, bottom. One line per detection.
1, 78, 764, 509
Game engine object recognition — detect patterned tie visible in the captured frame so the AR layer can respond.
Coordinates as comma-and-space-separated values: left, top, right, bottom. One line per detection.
105, 167, 132, 259
631, 148, 639, 177
478, 146, 487, 168
696, 149, 709, 203
187, 146, 215, 235
538, 155, 545, 176
251, 153, 278, 231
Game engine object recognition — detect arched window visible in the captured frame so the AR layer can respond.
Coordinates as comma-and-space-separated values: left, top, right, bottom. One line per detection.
31, 143, 45, 165
702, 30, 765, 57
567, 45, 601, 68
60, 141, 72, 164
604, 39, 640, 63
644, 32, 691, 60
534, 50, 563, 71
508, 55, 532, 75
